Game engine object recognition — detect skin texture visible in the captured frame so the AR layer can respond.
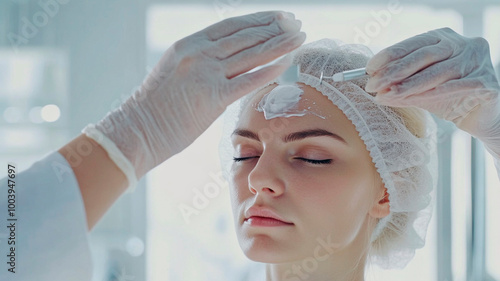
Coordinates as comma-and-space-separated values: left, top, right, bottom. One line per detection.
58, 134, 128, 230
229, 83, 390, 281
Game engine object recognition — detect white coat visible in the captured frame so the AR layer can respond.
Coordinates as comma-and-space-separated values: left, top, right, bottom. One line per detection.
0, 152, 92, 281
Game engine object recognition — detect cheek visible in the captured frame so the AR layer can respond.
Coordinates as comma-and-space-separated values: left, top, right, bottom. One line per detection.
228, 167, 252, 205
292, 163, 368, 204
290, 166, 375, 236
292, 172, 361, 211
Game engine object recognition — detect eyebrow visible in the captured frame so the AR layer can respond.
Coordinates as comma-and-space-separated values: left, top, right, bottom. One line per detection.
231, 128, 348, 145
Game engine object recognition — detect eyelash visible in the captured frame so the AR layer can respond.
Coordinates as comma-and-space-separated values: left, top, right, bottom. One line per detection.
233, 157, 257, 162
232, 157, 332, 165
295, 157, 332, 165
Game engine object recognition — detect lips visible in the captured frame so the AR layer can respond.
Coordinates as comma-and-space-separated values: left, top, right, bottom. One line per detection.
244, 206, 294, 225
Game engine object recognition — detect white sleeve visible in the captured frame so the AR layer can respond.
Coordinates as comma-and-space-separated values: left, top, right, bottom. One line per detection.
0, 151, 93, 281
484, 144, 500, 180
494, 157, 500, 180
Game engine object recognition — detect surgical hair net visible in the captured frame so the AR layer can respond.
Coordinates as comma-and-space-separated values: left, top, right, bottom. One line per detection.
219, 39, 438, 269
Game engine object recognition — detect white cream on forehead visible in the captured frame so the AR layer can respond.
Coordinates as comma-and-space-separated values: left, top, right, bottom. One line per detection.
256, 84, 325, 120
256, 85, 304, 120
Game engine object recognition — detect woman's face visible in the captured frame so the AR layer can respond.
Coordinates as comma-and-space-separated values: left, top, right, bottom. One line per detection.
229, 83, 388, 263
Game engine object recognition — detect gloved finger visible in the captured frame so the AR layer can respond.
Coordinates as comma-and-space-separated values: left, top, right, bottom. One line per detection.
375, 78, 495, 122
375, 79, 479, 109
206, 19, 302, 60
382, 58, 462, 97
224, 31, 306, 79
223, 60, 291, 105
366, 32, 440, 75
203, 11, 294, 41
366, 42, 453, 92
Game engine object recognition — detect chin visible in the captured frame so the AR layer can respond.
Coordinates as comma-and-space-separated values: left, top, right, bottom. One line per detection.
241, 236, 281, 263
238, 233, 301, 263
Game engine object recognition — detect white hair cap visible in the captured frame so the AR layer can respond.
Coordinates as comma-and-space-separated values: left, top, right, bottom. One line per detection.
219, 39, 438, 269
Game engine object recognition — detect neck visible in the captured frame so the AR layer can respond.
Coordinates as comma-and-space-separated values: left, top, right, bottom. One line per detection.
266, 241, 365, 281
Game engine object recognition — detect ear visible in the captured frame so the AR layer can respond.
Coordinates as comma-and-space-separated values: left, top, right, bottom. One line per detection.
369, 187, 390, 219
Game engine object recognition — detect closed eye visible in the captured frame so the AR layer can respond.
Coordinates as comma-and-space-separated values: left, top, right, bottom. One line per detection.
295, 157, 332, 165
233, 156, 259, 162
233, 157, 332, 165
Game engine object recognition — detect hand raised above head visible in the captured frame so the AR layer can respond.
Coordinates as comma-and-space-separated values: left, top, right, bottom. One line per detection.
87, 11, 306, 180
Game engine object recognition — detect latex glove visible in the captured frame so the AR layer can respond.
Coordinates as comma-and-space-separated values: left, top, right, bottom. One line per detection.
84, 11, 306, 186
365, 27, 500, 174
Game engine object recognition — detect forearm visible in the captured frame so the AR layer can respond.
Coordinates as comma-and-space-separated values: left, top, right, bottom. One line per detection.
58, 134, 128, 230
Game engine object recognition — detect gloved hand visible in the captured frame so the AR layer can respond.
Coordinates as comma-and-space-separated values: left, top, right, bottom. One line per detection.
365, 27, 500, 171
84, 11, 306, 184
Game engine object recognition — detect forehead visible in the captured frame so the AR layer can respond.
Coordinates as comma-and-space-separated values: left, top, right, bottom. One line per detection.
238, 83, 362, 144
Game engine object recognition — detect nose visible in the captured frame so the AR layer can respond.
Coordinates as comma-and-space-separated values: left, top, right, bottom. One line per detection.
247, 150, 285, 197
